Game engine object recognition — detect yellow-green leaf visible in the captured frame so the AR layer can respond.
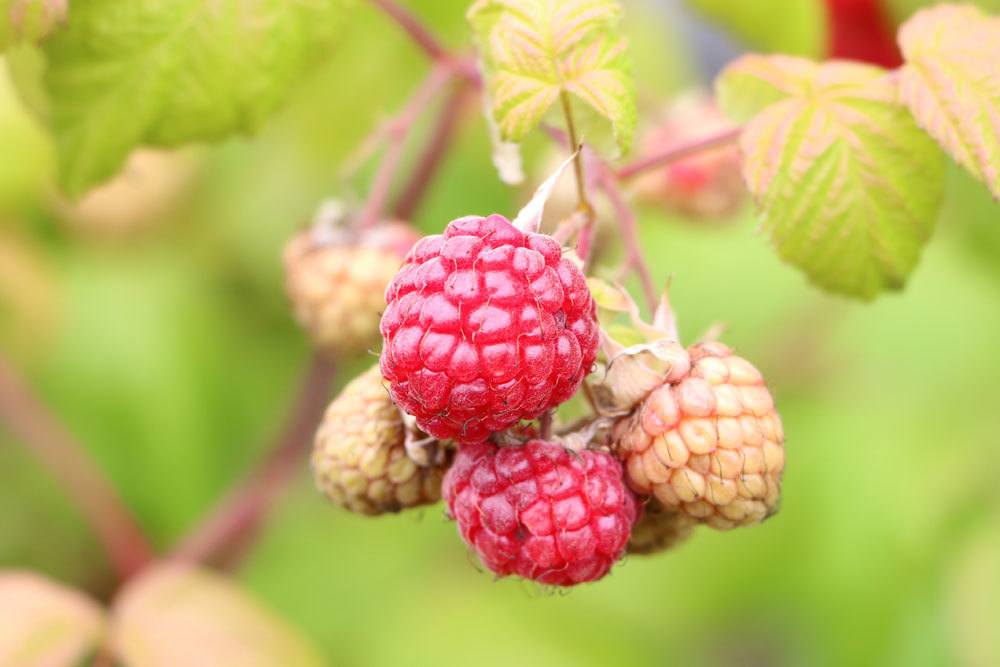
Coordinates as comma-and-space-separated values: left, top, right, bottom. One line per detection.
732, 56, 945, 299
468, 0, 635, 155
898, 4, 1000, 198
110, 564, 327, 667
0, 571, 107, 667
23, 0, 352, 197
0, 0, 66, 50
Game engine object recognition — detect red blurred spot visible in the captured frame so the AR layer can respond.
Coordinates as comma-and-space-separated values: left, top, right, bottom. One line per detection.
825, 0, 903, 67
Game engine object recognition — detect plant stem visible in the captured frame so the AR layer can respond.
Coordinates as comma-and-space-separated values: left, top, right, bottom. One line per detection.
171, 353, 336, 570
393, 79, 474, 220
539, 411, 553, 440
358, 63, 454, 229
0, 358, 154, 581
368, 0, 448, 62
558, 91, 597, 266
594, 165, 658, 313
616, 126, 741, 181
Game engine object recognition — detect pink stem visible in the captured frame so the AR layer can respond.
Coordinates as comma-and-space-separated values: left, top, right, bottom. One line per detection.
368, 0, 448, 62
594, 166, 658, 313
357, 64, 454, 230
0, 358, 155, 581
393, 79, 475, 220
616, 127, 741, 181
171, 354, 336, 569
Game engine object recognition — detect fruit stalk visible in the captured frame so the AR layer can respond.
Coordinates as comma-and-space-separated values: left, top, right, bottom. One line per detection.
0, 357, 155, 582
558, 90, 598, 267
594, 163, 658, 313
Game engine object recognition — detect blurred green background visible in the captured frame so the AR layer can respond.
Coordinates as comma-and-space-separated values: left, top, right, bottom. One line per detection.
2, 1, 999, 666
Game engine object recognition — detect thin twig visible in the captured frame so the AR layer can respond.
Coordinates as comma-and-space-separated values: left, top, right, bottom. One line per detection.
368, 0, 448, 62
539, 411, 553, 441
171, 353, 336, 569
616, 126, 741, 181
558, 91, 598, 267
393, 79, 475, 220
358, 64, 454, 229
593, 163, 658, 313
0, 358, 154, 581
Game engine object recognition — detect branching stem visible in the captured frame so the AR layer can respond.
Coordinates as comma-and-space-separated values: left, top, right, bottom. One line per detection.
368, 0, 448, 62
358, 64, 454, 229
171, 353, 336, 570
616, 126, 741, 181
0, 358, 154, 582
393, 79, 475, 220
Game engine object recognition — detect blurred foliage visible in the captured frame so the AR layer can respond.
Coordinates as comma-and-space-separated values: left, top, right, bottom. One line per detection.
1, 1, 999, 666
686, 0, 827, 57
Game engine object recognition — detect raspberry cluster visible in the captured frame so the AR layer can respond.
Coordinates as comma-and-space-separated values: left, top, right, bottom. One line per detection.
298, 213, 785, 588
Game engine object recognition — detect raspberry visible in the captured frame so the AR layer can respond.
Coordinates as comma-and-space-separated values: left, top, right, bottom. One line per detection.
628, 501, 696, 555
312, 365, 448, 515
611, 341, 785, 530
379, 214, 599, 444
442, 439, 638, 586
825, 0, 902, 68
633, 95, 744, 220
285, 220, 418, 357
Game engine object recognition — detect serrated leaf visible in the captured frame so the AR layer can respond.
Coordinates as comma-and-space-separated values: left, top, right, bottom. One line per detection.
30, 0, 351, 196
468, 0, 635, 155
716, 54, 816, 122
897, 4, 1000, 198
735, 56, 945, 299
0, 571, 107, 667
0, 0, 66, 50
110, 563, 326, 667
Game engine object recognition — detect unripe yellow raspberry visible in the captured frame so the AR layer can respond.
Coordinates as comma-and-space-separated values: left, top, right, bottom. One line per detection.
284, 221, 418, 358
611, 341, 785, 530
628, 501, 697, 555
312, 365, 447, 515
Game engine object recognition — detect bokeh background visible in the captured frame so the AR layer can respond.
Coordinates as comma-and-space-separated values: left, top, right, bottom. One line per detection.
2, 1, 1000, 665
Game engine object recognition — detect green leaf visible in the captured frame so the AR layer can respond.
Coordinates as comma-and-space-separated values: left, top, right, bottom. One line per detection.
468, 0, 635, 155
0, 0, 66, 50
0, 57, 53, 212
716, 54, 816, 122
30, 0, 352, 196
0, 571, 107, 667
111, 564, 327, 667
727, 56, 945, 299
897, 4, 1000, 199
686, 0, 826, 58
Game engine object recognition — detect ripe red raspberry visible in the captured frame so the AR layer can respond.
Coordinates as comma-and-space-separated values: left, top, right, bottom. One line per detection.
379, 214, 598, 443
442, 439, 638, 586
611, 341, 785, 530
